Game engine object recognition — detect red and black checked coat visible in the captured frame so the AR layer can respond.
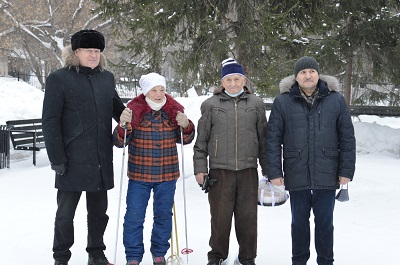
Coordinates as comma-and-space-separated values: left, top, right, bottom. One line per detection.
113, 94, 195, 182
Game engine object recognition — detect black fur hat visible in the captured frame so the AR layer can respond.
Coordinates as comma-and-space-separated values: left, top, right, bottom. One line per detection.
71, 30, 105, 52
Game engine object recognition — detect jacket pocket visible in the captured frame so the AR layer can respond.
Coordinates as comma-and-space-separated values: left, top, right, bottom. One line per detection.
283, 150, 301, 169
323, 149, 339, 158
210, 134, 219, 158
245, 107, 258, 128
283, 150, 301, 159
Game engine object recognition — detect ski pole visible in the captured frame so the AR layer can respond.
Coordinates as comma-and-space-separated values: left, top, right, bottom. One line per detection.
167, 204, 184, 264
179, 127, 193, 263
113, 126, 127, 264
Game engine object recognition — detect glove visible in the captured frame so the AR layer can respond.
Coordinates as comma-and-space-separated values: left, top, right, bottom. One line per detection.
199, 174, 218, 193
176, 111, 189, 128
51, 163, 67, 176
120, 108, 132, 128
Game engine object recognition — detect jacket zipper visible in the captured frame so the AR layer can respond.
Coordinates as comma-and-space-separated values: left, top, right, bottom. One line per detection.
235, 99, 238, 170
215, 134, 218, 157
318, 110, 321, 131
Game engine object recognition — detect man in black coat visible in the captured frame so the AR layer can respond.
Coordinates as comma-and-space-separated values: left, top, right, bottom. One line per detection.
42, 30, 125, 265
266, 56, 356, 265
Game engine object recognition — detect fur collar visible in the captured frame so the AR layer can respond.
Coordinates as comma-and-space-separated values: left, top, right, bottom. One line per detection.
61, 45, 107, 71
127, 94, 184, 129
279, 74, 340, 94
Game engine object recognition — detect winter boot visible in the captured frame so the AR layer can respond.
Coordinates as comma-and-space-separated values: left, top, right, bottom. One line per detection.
87, 256, 114, 265
152, 255, 166, 265
207, 259, 223, 265
126, 261, 140, 265
240, 260, 256, 265
54, 261, 68, 265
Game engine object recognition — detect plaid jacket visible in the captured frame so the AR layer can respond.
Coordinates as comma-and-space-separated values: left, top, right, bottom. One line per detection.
113, 94, 195, 182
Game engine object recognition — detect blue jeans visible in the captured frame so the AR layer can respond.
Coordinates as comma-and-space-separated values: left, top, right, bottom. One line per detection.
289, 189, 336, 265
123, 179, 177, 262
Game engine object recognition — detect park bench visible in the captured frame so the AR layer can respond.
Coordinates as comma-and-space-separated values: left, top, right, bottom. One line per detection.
6, 118, 45, 166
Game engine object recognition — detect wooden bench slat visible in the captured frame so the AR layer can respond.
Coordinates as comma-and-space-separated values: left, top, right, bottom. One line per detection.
8, 132, 44, 138
12, 137, 45, 146
10, 125, 42, 131
6, 118, 45, 166
6, 119, 42, 126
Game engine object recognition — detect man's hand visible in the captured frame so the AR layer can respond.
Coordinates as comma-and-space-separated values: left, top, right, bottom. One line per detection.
176, 111, 189, 128
51, 163, 67, 176
120, 108, 132, 127
339, 176, 351, 185
270, 177, 284, 186
195, 173, 207, 185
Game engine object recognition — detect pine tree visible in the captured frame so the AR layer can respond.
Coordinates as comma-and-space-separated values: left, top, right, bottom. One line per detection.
94, 0, 285, 95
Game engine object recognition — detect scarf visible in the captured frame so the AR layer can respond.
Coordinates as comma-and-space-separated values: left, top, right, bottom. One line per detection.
145, 96, 167, 111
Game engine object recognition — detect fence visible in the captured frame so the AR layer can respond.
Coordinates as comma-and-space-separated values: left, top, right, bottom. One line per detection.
0, 73, 43, 90
0, 125, 11, 169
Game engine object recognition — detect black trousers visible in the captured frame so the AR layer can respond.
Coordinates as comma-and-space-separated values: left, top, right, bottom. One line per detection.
53, 190, 109, 262
207, 168, 258, 263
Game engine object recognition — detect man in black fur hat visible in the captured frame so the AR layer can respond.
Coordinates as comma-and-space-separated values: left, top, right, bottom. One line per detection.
42, 29, 126, 265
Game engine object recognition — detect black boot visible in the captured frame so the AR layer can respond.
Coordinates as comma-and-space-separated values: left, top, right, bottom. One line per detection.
88, 256, 113, 265
241, 260, 256, 265
54, 261, 68, 265
207, 259, 223, 265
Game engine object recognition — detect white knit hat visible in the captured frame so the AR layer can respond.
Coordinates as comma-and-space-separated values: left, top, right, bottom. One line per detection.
139, 72, 166, 95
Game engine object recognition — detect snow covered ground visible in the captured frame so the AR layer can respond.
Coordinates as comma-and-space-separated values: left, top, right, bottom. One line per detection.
1, 77, 400, 265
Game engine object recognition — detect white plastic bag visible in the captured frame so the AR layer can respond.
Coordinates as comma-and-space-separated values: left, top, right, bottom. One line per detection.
258, 177, 289, 207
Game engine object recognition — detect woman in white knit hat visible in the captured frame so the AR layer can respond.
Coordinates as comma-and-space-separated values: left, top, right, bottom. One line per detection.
113, 72, 195, 265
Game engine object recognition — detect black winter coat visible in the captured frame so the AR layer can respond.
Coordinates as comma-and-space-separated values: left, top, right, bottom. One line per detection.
266, 75, 356, 191
42, 48, 125, 191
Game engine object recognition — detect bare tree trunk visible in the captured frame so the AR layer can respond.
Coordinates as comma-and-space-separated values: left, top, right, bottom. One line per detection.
343, 51, 353, 109
343, 16, 355, 109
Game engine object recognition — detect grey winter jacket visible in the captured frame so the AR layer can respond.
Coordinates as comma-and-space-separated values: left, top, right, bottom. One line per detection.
193, 87, 267, 175
42, 45, 125, 191
266, 75, 356, 191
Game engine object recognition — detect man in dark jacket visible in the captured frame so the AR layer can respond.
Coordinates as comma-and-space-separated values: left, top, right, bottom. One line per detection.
194, 58, 267, 265
266, 56, 356, 265
42, 30, 125, 265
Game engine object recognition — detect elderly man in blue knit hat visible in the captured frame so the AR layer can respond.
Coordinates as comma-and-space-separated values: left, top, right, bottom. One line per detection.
193, 58, 268, 265
266, 56, 356, 265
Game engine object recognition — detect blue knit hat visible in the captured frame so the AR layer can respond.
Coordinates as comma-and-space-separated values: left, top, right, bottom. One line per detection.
221, 58, 244, 79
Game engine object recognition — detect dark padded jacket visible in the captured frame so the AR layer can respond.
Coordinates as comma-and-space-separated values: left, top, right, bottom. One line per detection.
42, 45, 125, 191
266, 75, 356, 191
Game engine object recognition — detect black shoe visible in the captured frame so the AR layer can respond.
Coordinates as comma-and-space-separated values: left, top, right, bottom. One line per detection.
241, 260, 256, 265
88, 256, 113, 265
207, 259, 223, 265
54, 261, 68, 265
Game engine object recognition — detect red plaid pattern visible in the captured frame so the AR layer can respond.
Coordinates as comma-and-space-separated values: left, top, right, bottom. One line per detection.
113, 96, 195, 182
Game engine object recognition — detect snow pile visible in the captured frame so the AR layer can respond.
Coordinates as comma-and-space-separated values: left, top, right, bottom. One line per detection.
0, 78, 44, 124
